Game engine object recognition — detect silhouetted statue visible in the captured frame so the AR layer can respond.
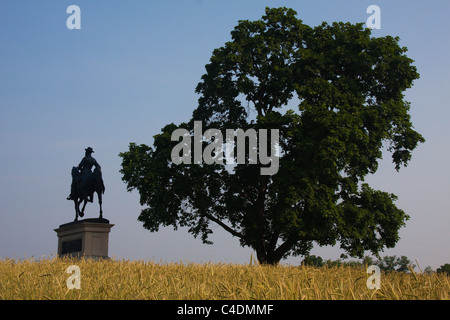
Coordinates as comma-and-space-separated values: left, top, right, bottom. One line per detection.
68, 147, 105, 221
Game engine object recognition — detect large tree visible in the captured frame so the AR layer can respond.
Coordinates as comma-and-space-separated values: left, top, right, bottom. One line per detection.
119, 7, 424, 265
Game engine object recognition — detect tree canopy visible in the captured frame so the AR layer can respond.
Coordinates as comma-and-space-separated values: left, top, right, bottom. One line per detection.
119, 7, 424, 265
437, 264, 450, 275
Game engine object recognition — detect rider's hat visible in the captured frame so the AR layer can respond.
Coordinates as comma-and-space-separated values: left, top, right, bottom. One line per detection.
85, 147, 94, 153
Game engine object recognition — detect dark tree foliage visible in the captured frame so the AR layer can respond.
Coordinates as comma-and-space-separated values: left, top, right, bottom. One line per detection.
437, 264, 450, 275
374, 255, 415, 272
119, 8, 424, 265
301, 255, 325, 267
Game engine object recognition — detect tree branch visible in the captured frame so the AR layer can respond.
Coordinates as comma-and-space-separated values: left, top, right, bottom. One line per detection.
268, 230, 280, 254
272, 236, 298, 263
204, 213, 244, 239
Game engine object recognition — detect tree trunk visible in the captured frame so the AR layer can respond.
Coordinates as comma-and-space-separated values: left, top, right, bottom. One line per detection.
255, 236, 298, 265
256, 250, 279, 265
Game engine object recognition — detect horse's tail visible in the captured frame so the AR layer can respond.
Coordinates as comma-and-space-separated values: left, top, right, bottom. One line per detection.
94, 167, 105, 194
71, 166, 79, 177
98, 180, 105, 195
69, 166, 81, 200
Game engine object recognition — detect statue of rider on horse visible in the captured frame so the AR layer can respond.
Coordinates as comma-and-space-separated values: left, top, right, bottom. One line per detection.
67, 147, 105, 221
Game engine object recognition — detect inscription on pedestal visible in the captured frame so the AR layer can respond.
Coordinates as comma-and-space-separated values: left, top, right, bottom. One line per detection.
55, 219, 114, 259
61, 238, 82, 254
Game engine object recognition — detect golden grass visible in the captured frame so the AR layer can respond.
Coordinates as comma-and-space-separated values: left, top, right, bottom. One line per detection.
0, 256, 448, 300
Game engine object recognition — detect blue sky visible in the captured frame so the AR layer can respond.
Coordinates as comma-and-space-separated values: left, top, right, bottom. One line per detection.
0, 0, 449, 269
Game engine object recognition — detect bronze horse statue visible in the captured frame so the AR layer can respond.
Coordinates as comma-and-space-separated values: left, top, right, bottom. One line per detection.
67, 147, 105, 221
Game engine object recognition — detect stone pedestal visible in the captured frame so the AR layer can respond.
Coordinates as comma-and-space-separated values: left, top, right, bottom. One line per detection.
54, 218, 114, 259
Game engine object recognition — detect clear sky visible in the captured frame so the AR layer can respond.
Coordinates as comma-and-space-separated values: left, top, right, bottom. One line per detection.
0, 0, 448, 269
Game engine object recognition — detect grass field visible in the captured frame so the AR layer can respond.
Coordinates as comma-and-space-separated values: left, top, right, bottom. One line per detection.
0, 256, 448, 300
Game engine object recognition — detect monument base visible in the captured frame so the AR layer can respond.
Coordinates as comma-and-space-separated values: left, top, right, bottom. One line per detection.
54, 218, 114, 259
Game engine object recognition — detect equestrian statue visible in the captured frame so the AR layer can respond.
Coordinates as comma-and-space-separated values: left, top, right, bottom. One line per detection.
67, 147, 105, 221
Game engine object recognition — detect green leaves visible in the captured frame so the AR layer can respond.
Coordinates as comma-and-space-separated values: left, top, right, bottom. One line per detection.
338, 184, 409, 258
119, 7, 424, 264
